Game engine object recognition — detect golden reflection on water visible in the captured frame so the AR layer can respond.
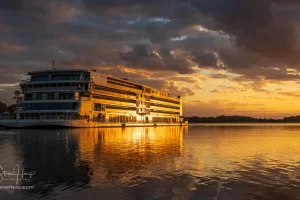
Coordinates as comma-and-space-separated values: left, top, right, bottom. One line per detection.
184, 126, 300, 181
72, 126, 187, 186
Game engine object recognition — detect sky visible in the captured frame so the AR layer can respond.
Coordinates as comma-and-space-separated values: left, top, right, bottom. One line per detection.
1, 0, 300, 118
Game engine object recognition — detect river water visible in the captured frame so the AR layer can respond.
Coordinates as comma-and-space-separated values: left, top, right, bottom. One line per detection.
0, 124, 300, 199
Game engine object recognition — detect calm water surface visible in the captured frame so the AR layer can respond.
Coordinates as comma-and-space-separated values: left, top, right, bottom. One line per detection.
1, 124, 300, 199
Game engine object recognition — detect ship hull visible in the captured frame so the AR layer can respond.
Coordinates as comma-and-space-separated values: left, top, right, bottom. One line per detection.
0, 120, 188, 129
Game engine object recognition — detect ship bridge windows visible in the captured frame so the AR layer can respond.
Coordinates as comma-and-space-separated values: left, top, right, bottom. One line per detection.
31, 75, 49, 82
51, 74, 80, 81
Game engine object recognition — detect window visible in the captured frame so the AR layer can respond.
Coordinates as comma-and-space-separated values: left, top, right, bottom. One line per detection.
24, 94, 32, 101
94, 104, 104, 111
31, 75, 49, 82
33, 93, 43, 100
51, 74, 80, 81
58, 93, 73, 100
47, 93, 55, 100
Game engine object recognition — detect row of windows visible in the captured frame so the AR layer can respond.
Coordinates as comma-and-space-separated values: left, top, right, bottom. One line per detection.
93, 95, 136, 104
31, 74, 88, 82
107, 80, 143, 91
151, 96, 180, 105
24, 93, 74, 101
151, 109, 180, 115
108, 77, 144, 90
106, 105, 136, 111
19, 103, 78, 110
93, 85, 136, 96
22, 83, 88, 90
151, 103, 180, 110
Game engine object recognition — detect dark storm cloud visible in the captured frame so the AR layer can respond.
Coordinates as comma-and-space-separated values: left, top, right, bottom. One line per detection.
0, 0, 23, 11
81, 0, 300, 71
0, 0, 77, 27
121, 44, 194, 74
194, 52, 217, 68
191, 0, 300, 65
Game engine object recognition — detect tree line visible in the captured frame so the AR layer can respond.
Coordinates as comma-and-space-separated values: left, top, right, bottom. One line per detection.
0, 90, 22, 114
185, 115, 300, 123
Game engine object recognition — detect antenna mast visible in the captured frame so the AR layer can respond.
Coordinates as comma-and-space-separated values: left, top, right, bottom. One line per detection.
53, 60, 55, 70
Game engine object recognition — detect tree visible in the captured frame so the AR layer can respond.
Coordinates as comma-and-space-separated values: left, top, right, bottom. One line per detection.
7, 104, 16, 114
12, 90, 23, 103
0, 101, 7, 113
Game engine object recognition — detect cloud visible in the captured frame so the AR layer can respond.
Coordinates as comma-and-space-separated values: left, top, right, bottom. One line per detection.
278, 91, 300, 98
135, 78, 195, 97
0, 42, 26, 55
120, 44, 194, 74
209, 73, 229, 79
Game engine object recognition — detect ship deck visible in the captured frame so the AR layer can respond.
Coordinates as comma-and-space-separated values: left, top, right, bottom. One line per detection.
0, 119, 188, 129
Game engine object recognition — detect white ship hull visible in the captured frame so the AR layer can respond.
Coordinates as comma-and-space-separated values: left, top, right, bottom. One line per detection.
0, 119, 188, 128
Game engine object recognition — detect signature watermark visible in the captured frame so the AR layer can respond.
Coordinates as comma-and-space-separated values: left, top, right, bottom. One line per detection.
0, 164, 36, 188
0, 185, 34, 190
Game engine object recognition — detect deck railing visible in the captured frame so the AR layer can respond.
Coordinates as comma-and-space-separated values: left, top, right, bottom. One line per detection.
0, 116, 181, 123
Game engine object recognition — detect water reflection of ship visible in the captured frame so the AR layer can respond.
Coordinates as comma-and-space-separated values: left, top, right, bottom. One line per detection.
16, 126, 186, 195
17, 130, 93, 196
76, 126, 186, 181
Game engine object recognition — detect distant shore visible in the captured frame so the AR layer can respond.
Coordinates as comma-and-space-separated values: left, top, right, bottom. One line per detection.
185, 116, 300, 123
